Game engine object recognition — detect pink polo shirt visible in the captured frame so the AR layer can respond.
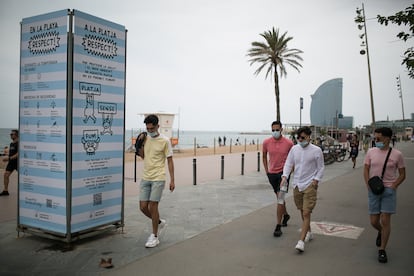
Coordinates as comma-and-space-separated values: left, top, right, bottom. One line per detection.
364, 147, 405, 187
263, 136, 293, 173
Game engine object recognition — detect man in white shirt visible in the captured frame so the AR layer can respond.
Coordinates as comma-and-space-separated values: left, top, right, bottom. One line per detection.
282, 126, 324, 253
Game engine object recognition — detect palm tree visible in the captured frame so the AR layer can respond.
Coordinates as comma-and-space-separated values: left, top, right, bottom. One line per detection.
247, 27, 303, 121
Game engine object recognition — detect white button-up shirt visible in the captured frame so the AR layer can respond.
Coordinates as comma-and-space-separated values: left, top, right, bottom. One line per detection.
282, 143, 324, 191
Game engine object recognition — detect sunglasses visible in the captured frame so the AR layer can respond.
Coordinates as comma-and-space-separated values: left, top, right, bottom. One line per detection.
297, 135, 306, 140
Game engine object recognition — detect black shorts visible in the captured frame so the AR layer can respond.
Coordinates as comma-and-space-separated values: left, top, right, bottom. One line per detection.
351, 148, 358, 158
267, 172, 289, 193
6, 160, 17, 172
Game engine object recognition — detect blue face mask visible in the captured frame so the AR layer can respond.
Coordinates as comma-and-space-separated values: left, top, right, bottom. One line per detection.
375, 142, 384, 149
272, 131, 281, 139
299, 141, 309, 148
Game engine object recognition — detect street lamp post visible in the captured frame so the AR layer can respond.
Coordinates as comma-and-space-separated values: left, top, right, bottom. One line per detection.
355, 3, 376, 129
299, 97, 303, 127
396, 75, 405, 134
335, 110, 338, 139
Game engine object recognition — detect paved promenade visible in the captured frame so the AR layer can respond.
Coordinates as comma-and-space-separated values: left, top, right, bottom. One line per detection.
0, 142, 413, 275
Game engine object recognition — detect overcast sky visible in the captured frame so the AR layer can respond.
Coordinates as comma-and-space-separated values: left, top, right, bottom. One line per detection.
0, 0, 412, 132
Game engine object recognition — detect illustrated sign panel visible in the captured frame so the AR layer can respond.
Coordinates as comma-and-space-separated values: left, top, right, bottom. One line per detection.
19, 10, 69, 234
71, 10, 126, 232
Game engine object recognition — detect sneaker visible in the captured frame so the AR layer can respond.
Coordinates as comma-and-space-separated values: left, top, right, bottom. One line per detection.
295, 240, 305, 253
158, 219, 166, 235
145, 233, 160, 248
0, 191, 9, 196
273, 224, 282, 237
281, 214, 290, 227
376, 232, 381, 247
305, 231, 313, 242
378, 249, 388, 263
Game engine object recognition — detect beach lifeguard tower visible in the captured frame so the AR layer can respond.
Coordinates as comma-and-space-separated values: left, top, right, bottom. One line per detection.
137, 112, 179, 147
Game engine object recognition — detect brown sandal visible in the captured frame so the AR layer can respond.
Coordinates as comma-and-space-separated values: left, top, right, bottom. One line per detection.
99, 258, 113, 269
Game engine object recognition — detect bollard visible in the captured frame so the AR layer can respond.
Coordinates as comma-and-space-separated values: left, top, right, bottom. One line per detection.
134, 154, 137, 182
241, 153, 245, 175
257, 152, 261, 172
193, 158, 197, 185
221, 155, 224, 179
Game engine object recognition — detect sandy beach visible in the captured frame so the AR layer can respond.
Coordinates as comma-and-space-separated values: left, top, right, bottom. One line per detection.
124, 144, 262, 162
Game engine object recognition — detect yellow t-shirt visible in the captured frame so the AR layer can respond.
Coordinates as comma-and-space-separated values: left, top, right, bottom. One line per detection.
143, 134, 173, 181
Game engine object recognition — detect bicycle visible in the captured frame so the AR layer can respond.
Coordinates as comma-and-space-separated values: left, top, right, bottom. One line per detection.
322, 146, 336, 165
333, 145, 347, 162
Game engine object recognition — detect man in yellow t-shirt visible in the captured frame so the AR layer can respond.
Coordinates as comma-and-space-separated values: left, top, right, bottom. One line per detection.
139, 114, 175, 248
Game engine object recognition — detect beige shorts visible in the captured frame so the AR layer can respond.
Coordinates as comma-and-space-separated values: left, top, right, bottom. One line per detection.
293, 185, 317, 212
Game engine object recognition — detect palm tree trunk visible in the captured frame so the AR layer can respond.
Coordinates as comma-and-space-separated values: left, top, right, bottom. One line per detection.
274, 69, 280, 121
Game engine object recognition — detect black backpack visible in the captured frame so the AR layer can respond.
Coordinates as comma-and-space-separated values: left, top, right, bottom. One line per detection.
135, 132, 147, 155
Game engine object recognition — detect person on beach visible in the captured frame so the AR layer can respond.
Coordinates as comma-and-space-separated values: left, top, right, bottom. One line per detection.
363, 127, 405, 263
262, 121, 293, 237
350, 134, 359, 169
281, 126, 324, 253
1, 130, 19, 196
139, 114, 175, 248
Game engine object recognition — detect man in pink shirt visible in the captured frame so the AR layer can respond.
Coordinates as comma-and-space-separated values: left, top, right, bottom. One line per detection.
263, 121, 293, 237
364, 127, 406, 263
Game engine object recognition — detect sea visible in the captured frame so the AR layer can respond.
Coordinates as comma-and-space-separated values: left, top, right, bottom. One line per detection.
0, 128, 271, 152
125, 129, 271, 150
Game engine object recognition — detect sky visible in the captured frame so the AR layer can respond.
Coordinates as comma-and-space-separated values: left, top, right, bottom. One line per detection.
0, 0, 413, 132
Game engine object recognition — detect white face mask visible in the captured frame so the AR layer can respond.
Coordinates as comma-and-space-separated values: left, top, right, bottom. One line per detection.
299, 140, 309, 148
148, 131, 158, 138
272, 130, 281, 139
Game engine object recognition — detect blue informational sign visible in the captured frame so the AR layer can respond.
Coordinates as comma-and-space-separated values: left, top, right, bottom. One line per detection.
19, 9, 126, 236
19, 9, 69, 234
71, 10, 125, 232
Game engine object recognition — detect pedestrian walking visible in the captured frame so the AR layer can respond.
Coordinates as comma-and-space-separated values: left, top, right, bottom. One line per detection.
282, 126, 324, 253
350, 134, 359, 169
363, 127, 406, 263
262, 121, 294, 237
1, 129, 19, 196
139, 114, 175, 248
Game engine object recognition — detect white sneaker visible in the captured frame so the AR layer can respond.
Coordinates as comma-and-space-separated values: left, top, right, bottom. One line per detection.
145, 234, 160, 248
295, 240, 305, 252
305, 231, 313, 242
158, 219, 166, 235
